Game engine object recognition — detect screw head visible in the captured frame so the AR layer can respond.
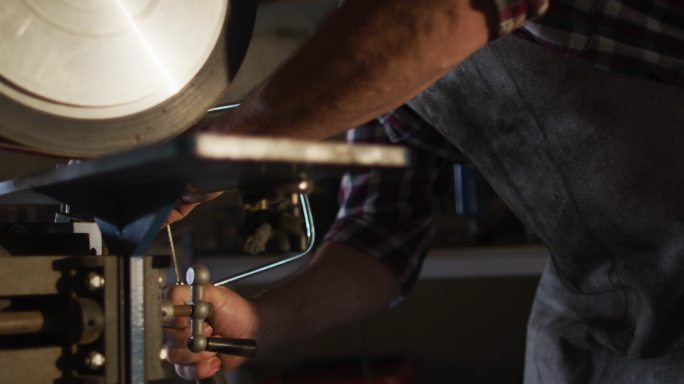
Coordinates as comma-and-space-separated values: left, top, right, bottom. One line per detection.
85, 351, 105, 370
86, 272, 105, 291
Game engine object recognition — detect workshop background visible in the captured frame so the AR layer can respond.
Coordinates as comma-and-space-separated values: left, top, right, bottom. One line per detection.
0, 1, 546, 383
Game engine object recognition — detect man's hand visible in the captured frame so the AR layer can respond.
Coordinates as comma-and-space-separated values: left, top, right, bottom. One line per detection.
163, 284, 260, 380
163, 242, 400, 379
164, 191, 224, 226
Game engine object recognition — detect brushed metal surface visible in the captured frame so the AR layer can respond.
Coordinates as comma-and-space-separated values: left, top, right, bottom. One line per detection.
0, 347, 63, 383
129, 256, 145, 384
0, 256, 64, 296
0, 0, 256, 157
0, 0, 226, 117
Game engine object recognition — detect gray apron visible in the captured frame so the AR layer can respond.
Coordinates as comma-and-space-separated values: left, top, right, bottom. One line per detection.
408, 35, 684, 383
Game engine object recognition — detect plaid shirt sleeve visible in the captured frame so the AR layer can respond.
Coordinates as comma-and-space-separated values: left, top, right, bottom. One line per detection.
494, 0, 550, 36
323, 109, 454, 296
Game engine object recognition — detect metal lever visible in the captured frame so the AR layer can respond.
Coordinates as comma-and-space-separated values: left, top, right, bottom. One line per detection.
185, 264, 258, 369
213, 192, 316, 286
187, 264, 212, 353
190, 336, 257, 357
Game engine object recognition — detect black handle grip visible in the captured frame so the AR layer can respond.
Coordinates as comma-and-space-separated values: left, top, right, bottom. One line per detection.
204, 336, 257, 358
197, 372, 227, 384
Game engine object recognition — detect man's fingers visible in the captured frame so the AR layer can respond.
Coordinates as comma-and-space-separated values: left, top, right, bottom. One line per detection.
163, 327, 190, 348
163, 285, 191, 328
161, 275, 254, 379
164, 203, 199, 226
180, 191, 224, 204
163, 191, 225, 226
165, 321, 217, 366
174, 357, 222, 380
163, 284, 190, 303
167, 347, 217, 365
164, 322, 213, 348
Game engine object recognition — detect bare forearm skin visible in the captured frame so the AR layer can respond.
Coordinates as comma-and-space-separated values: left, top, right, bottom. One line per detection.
210, 0, 494, 358
252, 241, 401, 354
217, 0, 492, 139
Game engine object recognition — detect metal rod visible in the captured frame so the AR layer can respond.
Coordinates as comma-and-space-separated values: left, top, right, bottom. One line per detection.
213, 192, 316, 286
171, 305, 193, 318
129, 256, 146, 384
0, 311, 45, 336
207, 103, 240, 114
204, 337, 257, 357
162, 303, 217, 324
166, 225, 182, 284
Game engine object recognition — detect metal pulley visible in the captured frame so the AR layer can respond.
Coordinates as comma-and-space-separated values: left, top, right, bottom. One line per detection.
0, 0, 255, 157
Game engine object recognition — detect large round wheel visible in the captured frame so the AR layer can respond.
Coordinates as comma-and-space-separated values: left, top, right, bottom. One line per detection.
0, 0, 255, 157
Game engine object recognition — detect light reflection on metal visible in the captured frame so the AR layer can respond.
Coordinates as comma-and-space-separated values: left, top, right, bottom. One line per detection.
196, 134, 408, 166
207, 103, 241, 114
129, 256, 145, 384
214, 192, 316, 286
0, 0, 249, 158
114, 0, 179, 95
15, 15, 32, 37
0, 0, 227, 117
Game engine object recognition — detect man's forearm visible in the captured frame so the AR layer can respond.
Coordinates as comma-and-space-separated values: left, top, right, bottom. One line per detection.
251, 241, 401, 353
217, 0, 493, 139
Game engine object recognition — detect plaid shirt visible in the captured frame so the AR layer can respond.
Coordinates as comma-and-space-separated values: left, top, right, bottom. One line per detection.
324, 109, 459, 295
324, 0, 684, 295
522, 0, 684, 86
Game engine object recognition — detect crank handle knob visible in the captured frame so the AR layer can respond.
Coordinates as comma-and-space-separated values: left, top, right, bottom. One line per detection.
188, 336, 257, 358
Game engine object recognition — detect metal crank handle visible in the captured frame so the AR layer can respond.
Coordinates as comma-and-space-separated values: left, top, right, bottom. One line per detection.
192, 337, 257, 384
186, 264, 258, 355
186, 264, 258, 384
213, 192, 316, 287
188, 336, 257, 357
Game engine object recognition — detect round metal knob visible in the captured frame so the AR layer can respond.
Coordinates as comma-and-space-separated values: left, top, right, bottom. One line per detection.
186, 264, 211, 286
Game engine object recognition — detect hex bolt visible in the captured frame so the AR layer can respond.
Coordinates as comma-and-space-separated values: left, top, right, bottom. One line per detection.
86, 272, 105, 291
85, 351, 105, 370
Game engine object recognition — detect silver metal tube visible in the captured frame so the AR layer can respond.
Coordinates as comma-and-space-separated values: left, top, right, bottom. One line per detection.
207, 102, 318, 286
207, 103, 240, 114
214, 192, 316, 286
129, 257, 145, 384
0, 311, 45, 335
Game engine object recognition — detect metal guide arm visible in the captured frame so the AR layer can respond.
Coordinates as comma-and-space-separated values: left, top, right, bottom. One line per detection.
213, 192, 316, 286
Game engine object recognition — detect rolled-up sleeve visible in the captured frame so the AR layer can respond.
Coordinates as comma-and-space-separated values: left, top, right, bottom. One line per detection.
324, 111, 453, 296
494, 0, 549, 36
